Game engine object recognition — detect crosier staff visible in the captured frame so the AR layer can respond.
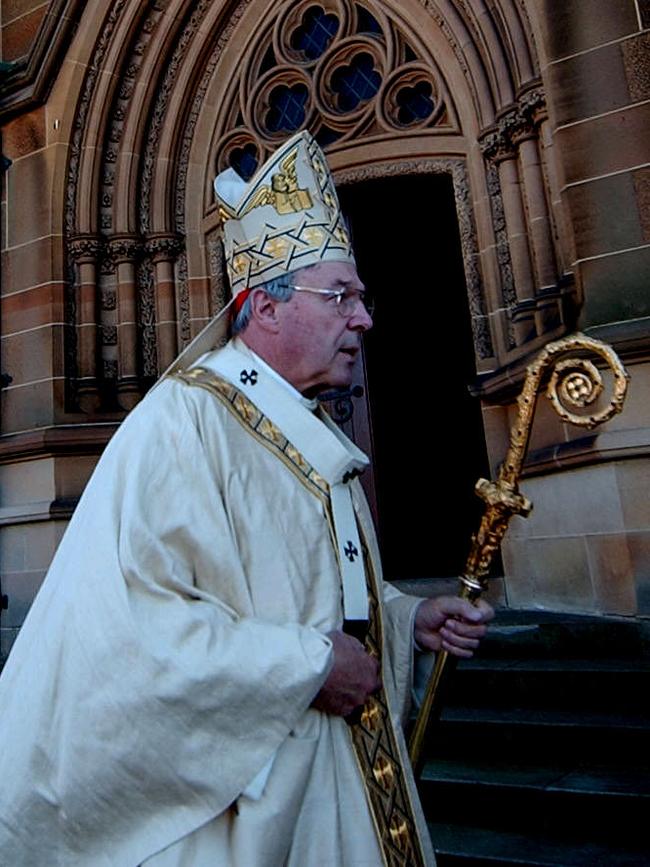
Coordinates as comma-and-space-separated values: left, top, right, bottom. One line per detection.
408, 333, 630, 775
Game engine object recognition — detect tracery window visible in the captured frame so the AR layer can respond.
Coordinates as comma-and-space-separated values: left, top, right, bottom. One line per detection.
212, 0, 457, 181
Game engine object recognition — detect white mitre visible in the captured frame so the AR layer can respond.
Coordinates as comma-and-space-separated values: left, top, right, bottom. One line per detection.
161, 130, 355, 380
215, 129, 355, 294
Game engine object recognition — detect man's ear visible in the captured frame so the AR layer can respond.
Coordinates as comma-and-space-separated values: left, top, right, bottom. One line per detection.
248, 289, 282, 333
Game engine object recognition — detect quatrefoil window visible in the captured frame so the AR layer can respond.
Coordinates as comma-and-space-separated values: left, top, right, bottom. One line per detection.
229, 142, 259, 181
396, 81, 435, 125
290, 7, 339, 60
331, 52, 381, 112
213, 2, 456, 180
266, 83, 310, 133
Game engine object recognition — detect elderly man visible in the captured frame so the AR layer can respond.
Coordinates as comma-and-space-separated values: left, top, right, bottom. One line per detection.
0, 131, 492, 866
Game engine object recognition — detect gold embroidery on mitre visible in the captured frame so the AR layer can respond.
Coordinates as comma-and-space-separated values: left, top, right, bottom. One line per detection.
233, 254, 248, 274
240, 149, 313, 217
302, 226, 324, 246
215, 132, 356, 294
264, 237, 290, 258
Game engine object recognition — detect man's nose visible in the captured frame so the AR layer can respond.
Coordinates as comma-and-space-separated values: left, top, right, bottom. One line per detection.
349, 298, 373, 331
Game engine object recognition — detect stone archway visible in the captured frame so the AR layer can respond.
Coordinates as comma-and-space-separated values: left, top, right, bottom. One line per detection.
58, 0, 569, 422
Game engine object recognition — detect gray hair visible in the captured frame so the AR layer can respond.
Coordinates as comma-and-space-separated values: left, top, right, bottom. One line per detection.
231, 274, 295, 335
231, 264, 320, 334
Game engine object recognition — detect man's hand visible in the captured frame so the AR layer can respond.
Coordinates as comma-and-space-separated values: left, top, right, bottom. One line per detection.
414, 596, 494, 658
311, 630, 381, 717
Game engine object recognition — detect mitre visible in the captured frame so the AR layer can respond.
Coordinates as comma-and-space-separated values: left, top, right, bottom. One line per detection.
214, 129, 355, 295
160, 130, 355, 380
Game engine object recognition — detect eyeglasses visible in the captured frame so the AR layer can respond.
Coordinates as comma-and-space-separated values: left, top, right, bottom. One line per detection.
292, 285, 374, 318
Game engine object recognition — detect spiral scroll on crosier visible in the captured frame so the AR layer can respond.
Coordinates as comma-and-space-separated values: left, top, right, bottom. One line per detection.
408, 333, 630, 772
545, 341, 628, 428
500, 333, 629, 492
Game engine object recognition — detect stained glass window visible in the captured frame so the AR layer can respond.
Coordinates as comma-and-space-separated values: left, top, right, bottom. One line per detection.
266, 83, 309, 133
355, 5, 381, 35
396, 81, 434, 125
229, 143, 258, 181
331, 53, 381, 112
291, 7, 339, 60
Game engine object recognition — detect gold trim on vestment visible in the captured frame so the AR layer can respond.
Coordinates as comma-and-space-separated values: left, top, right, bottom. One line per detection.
172, 367, 426, 866
347, 534, 428, 867
172, 368, 329, 500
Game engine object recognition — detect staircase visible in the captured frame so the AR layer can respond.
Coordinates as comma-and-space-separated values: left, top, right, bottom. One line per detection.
417, 610, 650, 866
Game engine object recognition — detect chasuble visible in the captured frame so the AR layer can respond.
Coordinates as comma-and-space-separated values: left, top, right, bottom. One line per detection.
0, 341, 435, 866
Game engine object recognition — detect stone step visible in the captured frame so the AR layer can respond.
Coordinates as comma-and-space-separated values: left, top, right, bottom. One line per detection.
422, 756, 650, 795
447, 657, 650, 715
420, 758, 650, 833
473, 614, 650, 660
428, 822, 650, 867
419, 770, 650, 847
426, 708, 650, 765
413, 609, 650, 865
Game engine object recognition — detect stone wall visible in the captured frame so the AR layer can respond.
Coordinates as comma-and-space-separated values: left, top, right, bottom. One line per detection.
536, 0, 650, 329
1, 0, 51, 62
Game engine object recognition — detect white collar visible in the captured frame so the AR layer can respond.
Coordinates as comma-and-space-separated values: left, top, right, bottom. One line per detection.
233, 337, 319, 412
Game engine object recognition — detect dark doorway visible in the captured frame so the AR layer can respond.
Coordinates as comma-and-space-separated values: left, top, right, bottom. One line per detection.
338, 173, 490, 581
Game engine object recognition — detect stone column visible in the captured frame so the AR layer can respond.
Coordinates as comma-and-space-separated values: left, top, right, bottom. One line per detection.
481, 87, 559, 346
145, 234, 183, 374
518, 138, 556, 290
68, 235, 103, 413
482, 130, 536, 345
106, 235, 141, 410
515, 89, 557, 295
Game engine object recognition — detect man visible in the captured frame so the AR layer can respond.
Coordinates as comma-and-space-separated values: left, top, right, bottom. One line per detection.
0, 131, 492, 865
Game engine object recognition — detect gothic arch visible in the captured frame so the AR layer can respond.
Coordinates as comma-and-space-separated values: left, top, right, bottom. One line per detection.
60, 0, 573, 417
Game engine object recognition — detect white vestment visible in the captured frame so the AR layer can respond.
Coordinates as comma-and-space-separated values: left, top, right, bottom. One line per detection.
0, 341, 435, 866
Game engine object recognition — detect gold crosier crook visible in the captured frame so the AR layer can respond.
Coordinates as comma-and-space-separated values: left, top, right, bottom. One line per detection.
408, 333, 630, 774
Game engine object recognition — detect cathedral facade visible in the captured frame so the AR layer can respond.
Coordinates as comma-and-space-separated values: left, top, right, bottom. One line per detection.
1, 0, 649, 658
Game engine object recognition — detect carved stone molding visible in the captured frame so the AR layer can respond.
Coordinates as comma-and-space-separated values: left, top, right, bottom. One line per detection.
175, 0, 254, 234
176, 252, 192, 347
65, 0, 130, 237
138, 258, 158, 378
518, 86, 546, 124
101, 325, 118, 346
139, 0, 215, 236
207, 235, 230, 316
479, 85, 546, 163
418, 0, 541, 126
486, 162, 516, 348
101, 289, 117, 311
105, 234, 142, 266
68, 234, 103, 263
144, 234, 184, 262
419, 0, 475, 117
100, 1, 166, 234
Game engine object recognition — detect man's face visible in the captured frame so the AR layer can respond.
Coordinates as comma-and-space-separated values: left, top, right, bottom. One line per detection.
276, 261, 373, 397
